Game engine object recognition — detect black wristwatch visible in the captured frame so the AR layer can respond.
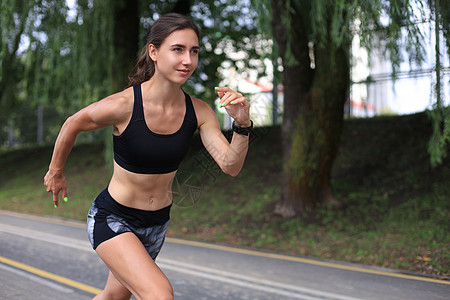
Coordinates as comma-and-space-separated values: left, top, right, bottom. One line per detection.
232, 120, 253, 136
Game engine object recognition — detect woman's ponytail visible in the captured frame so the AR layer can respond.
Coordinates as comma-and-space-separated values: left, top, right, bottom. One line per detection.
128, 45, 155, 87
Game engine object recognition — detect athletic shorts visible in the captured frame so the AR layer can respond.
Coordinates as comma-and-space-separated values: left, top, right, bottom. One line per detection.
86, 188, 171, 260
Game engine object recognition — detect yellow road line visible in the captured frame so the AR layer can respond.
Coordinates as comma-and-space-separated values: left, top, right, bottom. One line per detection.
2, 210, 448, 285
166, 238, 450, 285
0, 256, 102, 295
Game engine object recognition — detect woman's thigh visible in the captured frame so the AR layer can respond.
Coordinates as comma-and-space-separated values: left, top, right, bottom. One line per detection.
95, 232, 173, 300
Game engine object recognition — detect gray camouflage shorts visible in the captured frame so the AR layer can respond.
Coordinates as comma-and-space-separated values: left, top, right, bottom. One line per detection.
87, 188, 171, 260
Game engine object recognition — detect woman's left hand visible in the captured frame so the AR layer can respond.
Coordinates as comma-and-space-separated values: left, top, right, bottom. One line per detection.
215, 87, 251, 126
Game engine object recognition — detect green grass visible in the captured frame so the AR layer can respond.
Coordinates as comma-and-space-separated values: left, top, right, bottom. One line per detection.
0, 112, 448, 278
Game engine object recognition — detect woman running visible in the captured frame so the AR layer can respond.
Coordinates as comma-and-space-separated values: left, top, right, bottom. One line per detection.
44, 13, 252, 300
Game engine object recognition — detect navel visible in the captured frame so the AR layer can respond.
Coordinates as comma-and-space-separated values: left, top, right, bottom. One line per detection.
146, 196, 154, 205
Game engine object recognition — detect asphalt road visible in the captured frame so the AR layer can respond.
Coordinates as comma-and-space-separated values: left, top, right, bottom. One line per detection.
0, 210, 448, 300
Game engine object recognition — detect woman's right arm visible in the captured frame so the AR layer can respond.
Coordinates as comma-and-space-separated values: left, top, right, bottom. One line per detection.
44, 92, 130, 207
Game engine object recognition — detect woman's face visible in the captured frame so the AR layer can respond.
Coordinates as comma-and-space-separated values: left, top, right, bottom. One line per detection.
150, 28, 199, 85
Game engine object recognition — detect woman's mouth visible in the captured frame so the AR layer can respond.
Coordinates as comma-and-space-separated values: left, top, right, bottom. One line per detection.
177, 69, 190, 76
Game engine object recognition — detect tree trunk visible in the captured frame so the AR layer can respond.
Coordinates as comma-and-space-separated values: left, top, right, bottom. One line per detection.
111, 0, 139, 92
104, 0, 140, 170
37, 103, 43, 144
272, 1, 349, 217
0, 1, 31, 112
172, 0, 193, 15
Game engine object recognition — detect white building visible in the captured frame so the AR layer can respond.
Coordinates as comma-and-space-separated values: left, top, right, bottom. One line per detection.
217, 13, 448, 124
350, 17, 449, 117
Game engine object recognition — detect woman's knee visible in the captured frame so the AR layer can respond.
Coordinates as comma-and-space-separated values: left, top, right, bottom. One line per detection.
152, 289, 174, 300
137, 283, 173, 300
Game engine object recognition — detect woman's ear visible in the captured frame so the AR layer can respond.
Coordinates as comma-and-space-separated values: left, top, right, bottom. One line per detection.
148, 44, 157, 62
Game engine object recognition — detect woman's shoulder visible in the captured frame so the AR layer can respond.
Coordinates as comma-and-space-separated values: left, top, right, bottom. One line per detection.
108, 86, 134, 105
96, 86, 134, 113
190, 96, 213, 112
88, 86, 134, 124
190, 96, 216, 116
190, 96, 218, 127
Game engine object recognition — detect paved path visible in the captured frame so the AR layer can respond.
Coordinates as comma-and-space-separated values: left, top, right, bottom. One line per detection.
0, 210, 448, 299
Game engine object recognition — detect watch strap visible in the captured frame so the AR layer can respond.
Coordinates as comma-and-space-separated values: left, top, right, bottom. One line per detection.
232, 120, 253, 136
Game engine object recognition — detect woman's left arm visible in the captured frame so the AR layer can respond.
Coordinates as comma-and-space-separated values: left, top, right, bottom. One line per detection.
197, 87, 251, 177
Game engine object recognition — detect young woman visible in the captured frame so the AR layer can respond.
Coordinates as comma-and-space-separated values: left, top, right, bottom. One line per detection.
43, 13, 252, 300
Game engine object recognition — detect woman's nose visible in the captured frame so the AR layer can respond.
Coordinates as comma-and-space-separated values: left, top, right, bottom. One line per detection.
182, 53, 192, 65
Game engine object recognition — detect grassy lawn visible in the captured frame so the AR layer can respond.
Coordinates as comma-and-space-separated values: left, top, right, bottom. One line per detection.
0, 112, 448, 278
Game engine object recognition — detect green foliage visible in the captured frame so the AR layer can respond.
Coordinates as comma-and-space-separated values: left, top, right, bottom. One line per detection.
1, 0, 37, 111
428, 0, 450, 57
2, 0, 262, 147
1, 0, 115, 146
252, 0, 448, 172
0, 113, 448, 275
428, 106, 450, 167
252, 0, 272, 37
254, 0, 429, 70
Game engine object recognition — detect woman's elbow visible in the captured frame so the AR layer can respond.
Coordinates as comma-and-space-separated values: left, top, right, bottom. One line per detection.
222, 165, 242, 177
57, 116, 85, 141
228, 170, 241, 177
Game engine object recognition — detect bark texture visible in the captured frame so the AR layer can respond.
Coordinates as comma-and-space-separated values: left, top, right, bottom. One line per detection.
111, 0, 139, 92
272, 0, 350, 217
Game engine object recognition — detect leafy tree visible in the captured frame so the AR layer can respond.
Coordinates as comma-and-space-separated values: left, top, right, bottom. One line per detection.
427, 0, 450, 167
254, 0, 449, 217
0, 0, 35, 112
1, 0, 115, 145
1, 0, 39, 145
1, 0, 260, 147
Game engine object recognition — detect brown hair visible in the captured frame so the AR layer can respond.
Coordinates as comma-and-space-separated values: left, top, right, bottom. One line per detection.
128, 13, 200, 87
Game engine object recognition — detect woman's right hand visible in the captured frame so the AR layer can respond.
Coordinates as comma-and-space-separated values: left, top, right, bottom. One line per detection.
41, 86, 130, 208
44, 170, 68, 208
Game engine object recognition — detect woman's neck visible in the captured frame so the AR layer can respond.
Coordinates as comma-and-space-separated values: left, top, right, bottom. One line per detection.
141, 76, 183, 106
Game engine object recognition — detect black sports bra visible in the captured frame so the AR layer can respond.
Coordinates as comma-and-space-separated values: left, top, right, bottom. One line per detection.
113, 84, 198, 174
